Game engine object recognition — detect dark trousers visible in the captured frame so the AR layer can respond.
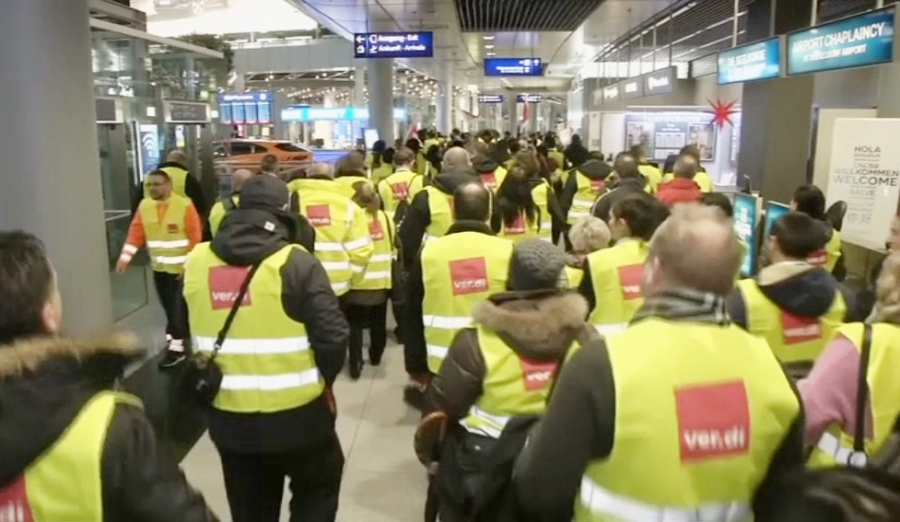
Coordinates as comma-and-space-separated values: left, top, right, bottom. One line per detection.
152, 271, 189, 341
219, 433, 344, 522
346, 302, 388, 365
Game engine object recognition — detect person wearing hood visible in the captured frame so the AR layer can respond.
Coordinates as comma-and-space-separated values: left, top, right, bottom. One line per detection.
403, 182, 514, 410
429, 240, 599, 522
559, 159, 612, 226
210, 168, 254, 237
130, 149, 209, 220
730, 212, 853, 379
0, 231, 216, 522
471, 142, 508, 192
183, 175, 348, 522
398, 147, 480, 270
591, 153, 649, 223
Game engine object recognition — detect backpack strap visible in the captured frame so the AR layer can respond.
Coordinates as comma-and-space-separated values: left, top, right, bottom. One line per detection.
852, 323, 874, 467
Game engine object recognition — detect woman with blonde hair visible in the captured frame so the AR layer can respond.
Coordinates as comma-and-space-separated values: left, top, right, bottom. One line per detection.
802, 251, 900, 467
564, 216, 611, 288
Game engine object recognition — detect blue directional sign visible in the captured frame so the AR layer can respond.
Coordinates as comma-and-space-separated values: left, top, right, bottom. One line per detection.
484, 58, 543, 76
718, 38, 782, 85
787, 6, 895, 75
353, 32, 434, 59
515, 94, 543, 103
478, 94, 505, 103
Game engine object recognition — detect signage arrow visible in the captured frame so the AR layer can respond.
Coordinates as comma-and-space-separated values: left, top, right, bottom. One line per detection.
355, 34, 365, 44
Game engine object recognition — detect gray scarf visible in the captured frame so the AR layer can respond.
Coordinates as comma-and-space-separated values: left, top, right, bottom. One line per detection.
632, 287, 730, 326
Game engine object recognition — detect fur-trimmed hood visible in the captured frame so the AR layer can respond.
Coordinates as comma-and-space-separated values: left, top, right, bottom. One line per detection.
472, 292, 591, 360
0, 333, 143, 487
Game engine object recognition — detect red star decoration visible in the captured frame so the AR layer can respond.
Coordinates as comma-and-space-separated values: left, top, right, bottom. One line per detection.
707, 99, 739, 129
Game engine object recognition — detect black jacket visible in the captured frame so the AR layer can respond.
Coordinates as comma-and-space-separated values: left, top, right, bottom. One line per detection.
559, 161, 612, 221
591, 176, 648, 223
399, 168, 480, 270
206, 207, 348, 454
0, 334, 216, 522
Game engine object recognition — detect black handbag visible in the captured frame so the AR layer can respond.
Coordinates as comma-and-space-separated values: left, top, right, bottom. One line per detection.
184, 262, 261, 407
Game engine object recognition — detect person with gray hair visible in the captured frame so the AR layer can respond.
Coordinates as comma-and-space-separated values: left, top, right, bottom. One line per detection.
442, 146, 471, 171
564, 216, 611, 288
517, 204, 804, 522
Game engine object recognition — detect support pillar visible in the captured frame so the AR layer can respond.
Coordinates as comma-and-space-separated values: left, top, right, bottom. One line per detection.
736, 0, 813, 201
437, 71, 452, 135
0, 0, 114, 334
367, 58, 394, 145
352, 65, 366, 143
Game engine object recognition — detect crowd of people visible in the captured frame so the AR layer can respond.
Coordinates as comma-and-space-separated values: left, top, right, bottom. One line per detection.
1, 127, 900, 522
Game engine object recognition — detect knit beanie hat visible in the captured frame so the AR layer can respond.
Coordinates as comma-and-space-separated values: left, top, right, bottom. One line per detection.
507, 239, 567, 291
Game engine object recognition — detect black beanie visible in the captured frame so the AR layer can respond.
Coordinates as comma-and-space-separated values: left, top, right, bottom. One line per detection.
507, 239, 566, 291
239, 175, 289, 212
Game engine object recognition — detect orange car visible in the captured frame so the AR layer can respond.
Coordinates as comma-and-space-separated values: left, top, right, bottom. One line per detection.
213, 139, 314, 172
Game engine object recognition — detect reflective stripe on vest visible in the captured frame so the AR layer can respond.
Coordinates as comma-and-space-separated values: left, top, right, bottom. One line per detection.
575, 319, 799, 522
421, 233, 514, 373
138, 195, 191, 274
579, 477, 750, 522
0, 391, 141, 522
144, 165, 188, 199
586, 239, 649, 330
290, 178, 373, 296
568, 172, 605, 224
354, 210, 394, 291
184, 243, 324, 413
737, 276, 845, 365
807, 322, 900, 469
460, 326, 567, 439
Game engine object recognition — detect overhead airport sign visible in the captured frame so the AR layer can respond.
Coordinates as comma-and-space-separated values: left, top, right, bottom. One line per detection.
478, 94, 505, 103
718, 37, 783, 84
787, 6, 895, 75
280, 106, 407, 122
484, 58, 543, 76
516, 94, 543, 103
642, 67, 676, 95
353, 32, 434, 59
620, 77, 643, 99
602, 84, 620, 102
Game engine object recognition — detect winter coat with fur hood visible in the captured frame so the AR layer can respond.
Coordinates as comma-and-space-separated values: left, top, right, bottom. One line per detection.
429, 291, 598, 420
0, 334, 217, 522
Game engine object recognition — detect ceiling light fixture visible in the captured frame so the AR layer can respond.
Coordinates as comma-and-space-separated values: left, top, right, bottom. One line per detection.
483, 35, 494, 40
484, 44, 494, 49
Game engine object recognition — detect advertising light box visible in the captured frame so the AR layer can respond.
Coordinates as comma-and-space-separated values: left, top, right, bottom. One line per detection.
787, 7, 895, 75
718, 38, 782, 84
484, 58, 543, 76
733, 193, 760, 277
763, 201, 791, 238
353, 32, 434, 59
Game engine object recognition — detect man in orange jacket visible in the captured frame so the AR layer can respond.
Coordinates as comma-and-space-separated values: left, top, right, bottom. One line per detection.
117, 169, 202, 368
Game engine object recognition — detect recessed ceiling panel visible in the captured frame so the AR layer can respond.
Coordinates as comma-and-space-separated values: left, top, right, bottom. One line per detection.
456, 0, 605, 32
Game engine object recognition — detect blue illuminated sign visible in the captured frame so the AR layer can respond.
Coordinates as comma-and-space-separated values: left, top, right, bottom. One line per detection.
787, 7, 895, 75
280, 106, 408, 122
484, 58, 543, 77
353, 32, 434, 58
718, 38, 782, 84
478, 94, 505, 103
733, 193, 759, 277
763, 201, 791, 238
516, 94, 543, 103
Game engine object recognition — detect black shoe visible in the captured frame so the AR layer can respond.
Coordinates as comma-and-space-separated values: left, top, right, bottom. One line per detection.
349, 361, 363, 380
369, 352, 383, 366
158, 350, 186, 369
403, 384, 427, 412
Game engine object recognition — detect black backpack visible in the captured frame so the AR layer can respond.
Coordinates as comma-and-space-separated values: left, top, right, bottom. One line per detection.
288, 191, 316, 254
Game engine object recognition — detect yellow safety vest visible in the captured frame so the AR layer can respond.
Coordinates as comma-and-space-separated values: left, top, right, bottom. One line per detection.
424, 186, 455, 242
353, 210, 394, 291
336, 174, 373, 193
498, 211, 540, 243
807, 229, 841, 273
367, 153, 394, 184
576, 319, 799, 521
568, 172, 606, 224
808, 322, 900, 468
209, 195, 239, 237
138, 194, 192, 274
143, 165, 188, 199
638, 164, 663, 194
287, 178, 373, 296
662, 170, 713, 193
3, 391, 141, 522
586, 239, 649, 335
478, 166, 508, 192
531, 180, 554, 242
377, 169, 424, 220
417, 151, 429, 177
460, 326, 567, 439
565, 265, 584, 289
737, 278, 845, 366
422, 232, 514, 373
184, 243, 325, 413
549, 150, 565, 170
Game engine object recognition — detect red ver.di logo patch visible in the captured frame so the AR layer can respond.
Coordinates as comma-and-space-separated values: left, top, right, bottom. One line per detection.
369, 219, 384, 241
306, 204, 332, 227
209, 266, 254, 310
781, 311, 822, 344
0, 475, 36, 522
167, 223, 179, 234
505, 213, 526, 235
618, 264, 644, 300
480, 172, 497, 189
675, 380, 750, 462
391, 182, 409, 201
449, 257, 488, 296
519, 359, 558, 392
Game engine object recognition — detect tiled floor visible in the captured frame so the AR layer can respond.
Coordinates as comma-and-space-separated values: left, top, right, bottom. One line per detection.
181, 340, 429, 522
